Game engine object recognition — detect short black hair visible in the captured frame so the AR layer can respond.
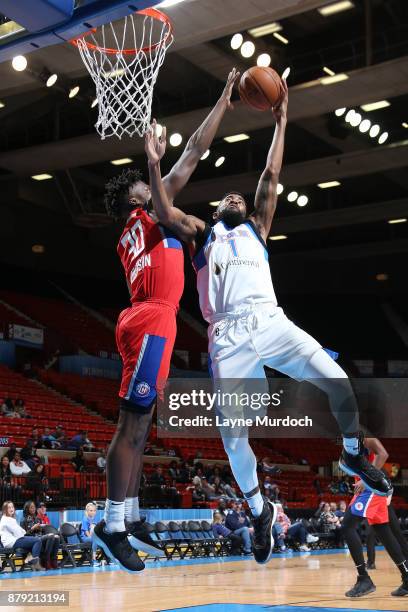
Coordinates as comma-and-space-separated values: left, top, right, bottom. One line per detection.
104, 168, 143, 219
221, 191, 247, 202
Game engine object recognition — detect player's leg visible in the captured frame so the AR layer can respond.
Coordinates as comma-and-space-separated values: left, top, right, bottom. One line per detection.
209, 317, 276, 564
366, 524, 376, 568
371, 521, 408, 596
388, 503, 408, 560
342, 508, 376, 597
256, 308, 391, 496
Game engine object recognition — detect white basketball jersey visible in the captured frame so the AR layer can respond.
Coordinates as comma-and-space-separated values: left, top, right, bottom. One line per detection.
192, 220, 278, 323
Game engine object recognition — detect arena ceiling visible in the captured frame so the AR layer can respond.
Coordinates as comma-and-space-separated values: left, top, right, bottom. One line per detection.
0, 0, 407, 298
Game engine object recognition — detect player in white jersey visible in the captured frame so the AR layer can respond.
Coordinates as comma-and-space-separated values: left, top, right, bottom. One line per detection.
144, 78, 391, 565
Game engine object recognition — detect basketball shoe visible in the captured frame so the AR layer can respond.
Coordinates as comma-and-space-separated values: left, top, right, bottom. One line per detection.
391, 578, 408, 597
251, 497, 277, 564
93, 520, 144, 573
339, 432, 392, 496
346, 575, 376, 597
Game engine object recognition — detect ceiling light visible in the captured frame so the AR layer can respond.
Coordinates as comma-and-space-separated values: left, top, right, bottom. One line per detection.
273, 32, 289, 45
269, 235, 287, 241
46, 73, 58, 87
388, 218, 407, 225
321, 73, 348, 85
240, 41, 255, 58
157, 0, 186, 7
230, 33, 243, 50
110, 158, 133, 165
376, 273, 388, 282
91, 98, 98, 108
257, 53, 271, 68
224, 134, 250, 143
318, 180, 341, 189
69, 85, 80, 98
169, 133, 182, 147
155, 123, 164, 137
335, 107, 346, 116
209, 200, 220, 207
32, 245, 45, 254
31, 174, 53, 181
201, 149, 210, 160
277, 183, 284, 195
378, 132, 388, 144
369, 124, 380, 138
323, 66, 335, 76
103, 68, 126, 78
248, 22, 282, 37
0, 101, 5, 109
287, 191, 298, 202
282, 67, 291, 80
345, 109, 355, 123
12, 55, 27, 71
215, 156, 225, 167
318, 1, 354, 17
402, 122, 408, 129
359, 119, 371, 133
360, 100, 390, 112
350, 112, 362, 127
297, 195, 309, 207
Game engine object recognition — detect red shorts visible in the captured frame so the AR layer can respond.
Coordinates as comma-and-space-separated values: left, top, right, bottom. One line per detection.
116, 299, 177, 411
350, 489, 391, 525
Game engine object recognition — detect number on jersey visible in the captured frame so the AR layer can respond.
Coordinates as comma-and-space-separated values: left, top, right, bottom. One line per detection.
121, 219, 145, 261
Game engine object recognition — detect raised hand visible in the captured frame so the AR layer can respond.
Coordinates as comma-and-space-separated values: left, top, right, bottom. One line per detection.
222, 67, 241, 110
145, 119, 167, 165
272, 77, 288, 124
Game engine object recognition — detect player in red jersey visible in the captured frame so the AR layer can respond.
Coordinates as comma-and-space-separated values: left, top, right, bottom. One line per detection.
93, 69, 240, 572
343, 437, 408, 598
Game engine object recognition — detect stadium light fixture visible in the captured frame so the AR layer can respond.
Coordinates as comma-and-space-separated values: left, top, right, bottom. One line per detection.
287, 191, 298, 202
318, 181, 341, 189
209, 201, 220, 207
369, 124, 380, 138
224, 134, 250, 143
249, 22, 282, 37
230, 33, 243, 50
31, 174, 53, 181
240, 41, 255, 58
0, 101, 5, 109
388, 218, 407, 225
323, 66, 336, 76
273, 32, 289, 45
335, 107, 346, 116
318, 1, 354, 17
200, 149, 210, 160
282, 67, 291, 80
12, 55, 27, 71
91, 98, 98, 108
321, 73, 348, 85
402, 122, 408, 129
269, 235, 287, 241
297, 195, 309, 207
169, 133, 183, 147
378, 132, 388, 144
359, 119, 371, 133
69, 85, 80, 98
277, 183, 284, 195
360, 100, 390, 112
215, 156, 225, 168
110, 158, 133, 165
257, 53, 271, 67
46, 73, 58, 87
345, 109, 355, 123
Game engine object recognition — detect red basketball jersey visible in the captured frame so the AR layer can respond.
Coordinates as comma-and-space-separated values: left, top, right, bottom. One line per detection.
117, 208, 184, 307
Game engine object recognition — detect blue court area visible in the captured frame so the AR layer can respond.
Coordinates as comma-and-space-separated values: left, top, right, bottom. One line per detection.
161, 606, 395, 612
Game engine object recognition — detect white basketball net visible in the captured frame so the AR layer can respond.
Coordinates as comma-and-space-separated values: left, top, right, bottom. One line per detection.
74, 11, 173, 139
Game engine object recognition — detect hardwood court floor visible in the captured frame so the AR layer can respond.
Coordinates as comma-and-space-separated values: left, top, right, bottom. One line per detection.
0, 550, 406, 612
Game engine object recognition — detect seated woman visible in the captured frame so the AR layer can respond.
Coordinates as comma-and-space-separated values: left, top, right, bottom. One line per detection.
0, 500, 42, 570
20, 500, 60, 569
276, 504, 319, 552
321, 502, 344, 546
26, 464, 49, 504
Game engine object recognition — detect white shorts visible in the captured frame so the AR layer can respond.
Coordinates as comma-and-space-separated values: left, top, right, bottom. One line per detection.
208, 304, 322, 381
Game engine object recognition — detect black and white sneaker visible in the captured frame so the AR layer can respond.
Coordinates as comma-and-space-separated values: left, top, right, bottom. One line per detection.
391, 578, 408, 597
126, 520, 163, 557
339, 432, 392, 496
251, 498, 277, 565
92, 521, 145, 573
345, 575, 376, 598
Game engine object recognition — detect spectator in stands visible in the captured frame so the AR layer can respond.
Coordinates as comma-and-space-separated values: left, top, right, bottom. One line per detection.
338, 476, 352, 495
68, 431, 93, 452
40, 428, 58, 450
321, 502, 343, 546
187, 476, 206, 504
71, 449, 86, 473
212, 511, 249, 555
29, 428, 41, 448
5, 443, 17, 462
0, 455, 13, 488
26, 464, 49, 504
177, 461, 190, 484
335, 500, 347, 523
314, 500, 326, 518
15, 399, 30, 419
20, 439, 40, 470
276, 503, 319, 552
168, 460, 181, 482
20, 501, 59, 569
1, 397, 14, 415
217, 499, 229, 518
96, 449, 107, 474
80, 502, 98, 542
225, 501, 253, 554
0, 501, 42, 570
200, 477, 222, 501
20, 500, 43, 535
213, 476, 238, 501
9, 452, 31, 476
37, 502, 50, 526
273, 521, 287, 552
149, 466, 166, 486
263, 477, 280, 502
52, 425, 65, 442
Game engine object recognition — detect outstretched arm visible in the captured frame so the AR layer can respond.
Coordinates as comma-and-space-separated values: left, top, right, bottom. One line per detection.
162, 68, 240, 203
250, 79, 288, 241
145, 124, 205, 244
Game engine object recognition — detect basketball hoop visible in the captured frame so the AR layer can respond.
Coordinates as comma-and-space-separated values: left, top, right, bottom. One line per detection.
70, 8, 173, 140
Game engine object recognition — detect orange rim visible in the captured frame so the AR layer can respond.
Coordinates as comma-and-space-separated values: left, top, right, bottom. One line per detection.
69, 8, 173, 55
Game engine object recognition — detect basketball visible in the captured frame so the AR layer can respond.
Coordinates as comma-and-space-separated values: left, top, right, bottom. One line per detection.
239, 66, 283, 111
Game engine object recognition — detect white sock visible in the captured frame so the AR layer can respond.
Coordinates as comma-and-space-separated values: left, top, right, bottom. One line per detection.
246, 490, 264, 517
104, 499, 125, 533
124, 497, 140, 523
343, 436, 359, 456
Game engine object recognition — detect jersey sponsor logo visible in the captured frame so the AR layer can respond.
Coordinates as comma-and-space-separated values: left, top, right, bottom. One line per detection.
220, 258, 260, 270
130, 254, 151, 284
136, 382, 151, 396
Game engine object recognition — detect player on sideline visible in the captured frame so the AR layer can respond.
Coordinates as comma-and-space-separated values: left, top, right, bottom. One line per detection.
93, 69, 240, 571
343, 437, 408, 598
145, 76, 392, 565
